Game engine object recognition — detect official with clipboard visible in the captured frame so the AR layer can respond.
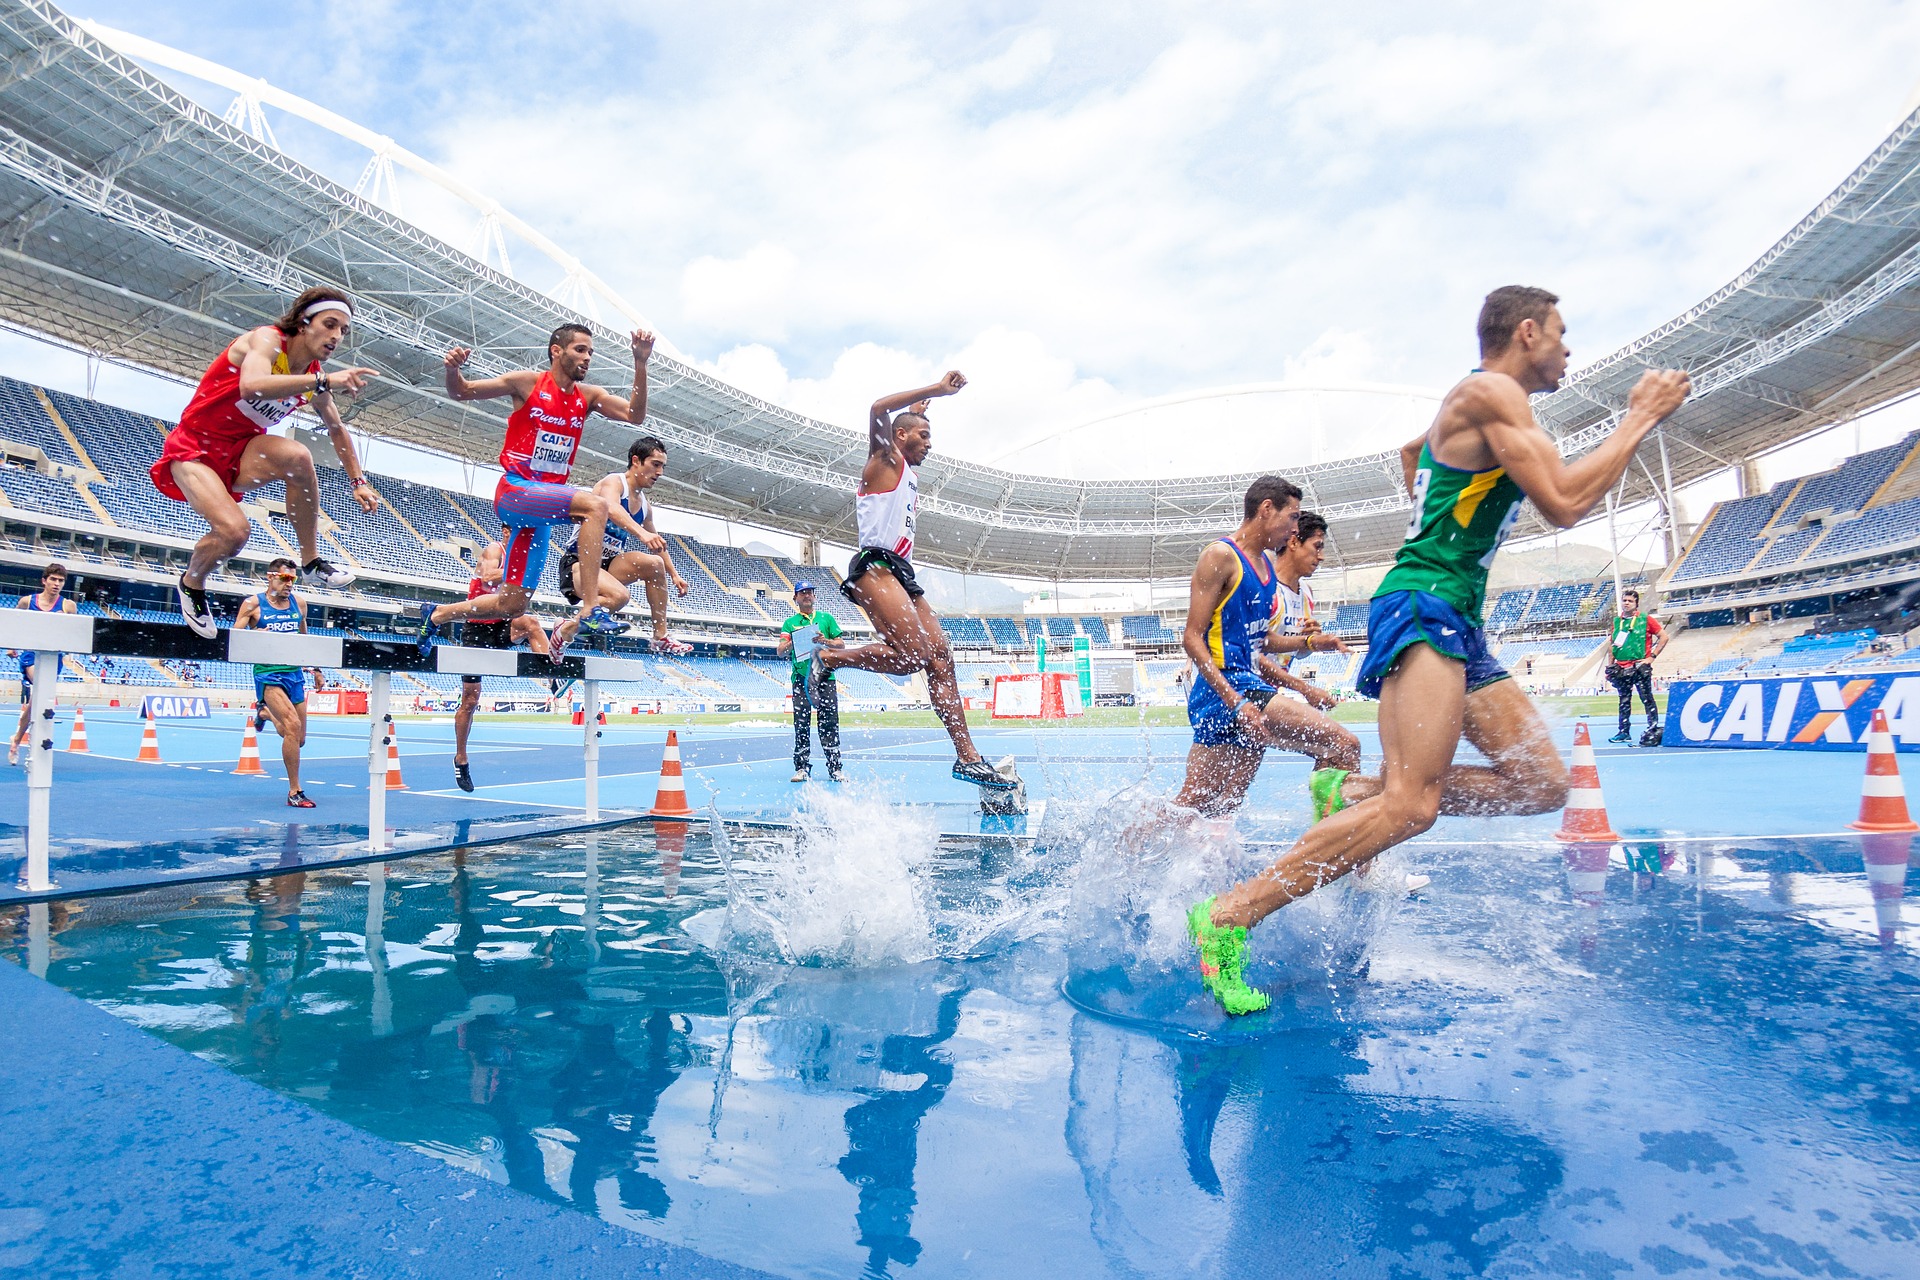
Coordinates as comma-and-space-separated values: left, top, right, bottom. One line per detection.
777, 581, 846, 781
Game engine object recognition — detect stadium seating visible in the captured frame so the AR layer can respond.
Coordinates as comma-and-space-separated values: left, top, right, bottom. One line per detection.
941, 616, 992, 647
1043, 615, 1077, 640
1669, 489, 1788, 583
1485, 589, 1531, 631
1525, 583, 1596, 624
986, 616, 1025, 647
1772, 437, 1911, 526
1079, 616, 1110, 644
1121, 614, 1178, 644
1805, 494, 1920, 564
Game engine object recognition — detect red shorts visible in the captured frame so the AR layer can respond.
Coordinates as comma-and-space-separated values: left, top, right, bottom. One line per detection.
151, 424, 262, 502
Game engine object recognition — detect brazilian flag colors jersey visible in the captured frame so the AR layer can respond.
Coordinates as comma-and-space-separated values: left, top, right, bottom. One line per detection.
1376, 442, 1525, 623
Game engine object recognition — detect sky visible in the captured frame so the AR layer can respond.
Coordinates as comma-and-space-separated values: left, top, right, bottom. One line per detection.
8, 1, 1920, 586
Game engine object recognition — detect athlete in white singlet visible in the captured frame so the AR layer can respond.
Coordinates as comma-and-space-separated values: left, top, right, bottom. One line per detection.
8, 562, 75, 766
811, 371, 1015, 790
557, 436, 692, 654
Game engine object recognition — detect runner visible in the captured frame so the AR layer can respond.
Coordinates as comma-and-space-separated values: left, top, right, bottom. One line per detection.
1187, 285, 1692, 1015
8, 562, 76, 766
555, 435, 693, 654
453, 541, 550, 793
153, 286, 379, 638
1176, 503, 1366, 817
234, 558, 316, 808
810, 371, 1016, 790
417, 325, 656, 658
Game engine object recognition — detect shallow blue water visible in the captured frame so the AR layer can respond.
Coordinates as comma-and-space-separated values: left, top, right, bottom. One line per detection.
4, 803, 1917, 1278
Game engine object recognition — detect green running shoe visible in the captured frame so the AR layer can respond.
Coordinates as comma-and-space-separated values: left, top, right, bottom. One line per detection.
1187, 896, 1270, 1016
1309, 767, 1350, 824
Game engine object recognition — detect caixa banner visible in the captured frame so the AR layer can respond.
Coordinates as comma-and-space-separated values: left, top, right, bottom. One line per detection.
1663, 674, 1920, 752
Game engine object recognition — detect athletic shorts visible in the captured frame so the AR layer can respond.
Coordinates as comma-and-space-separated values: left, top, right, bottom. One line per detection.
151, 424, 259, 502
1355, 590, 1509, 699
494, 474, 577, 590
846, 547, 923, 600
1187, 669, 1278, 748
557, 546, 617, 606
254, 668, 307, 707
18, 653, 60, 702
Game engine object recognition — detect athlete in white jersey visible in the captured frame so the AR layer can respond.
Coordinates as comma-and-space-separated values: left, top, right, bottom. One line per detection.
557, 436, 692, 654
812, 371, 1015, 791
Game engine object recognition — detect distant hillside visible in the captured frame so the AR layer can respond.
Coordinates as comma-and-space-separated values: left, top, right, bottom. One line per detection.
1487, 542, 1653, 591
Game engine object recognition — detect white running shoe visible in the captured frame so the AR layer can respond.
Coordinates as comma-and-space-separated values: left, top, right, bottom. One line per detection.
791, 768, 809, 783
1405, 873, 1431, 895
301, 557, 356, 589
176, 574, 217, 638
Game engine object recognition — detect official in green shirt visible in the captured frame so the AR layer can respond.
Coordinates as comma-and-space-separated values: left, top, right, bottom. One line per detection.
1605, 587, 1666, 743
777, 582, 845, 782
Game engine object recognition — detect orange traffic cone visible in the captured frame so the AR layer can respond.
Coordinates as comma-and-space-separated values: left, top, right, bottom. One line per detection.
1555, 721, 1621, 842
136, 707, 162, 763
383, 737, 407, 790
655, 820, 687, 899
234, 717, 266, 775
649, 729, 693, 817
1849, 708, 1918, 832
66, 705, 88, 752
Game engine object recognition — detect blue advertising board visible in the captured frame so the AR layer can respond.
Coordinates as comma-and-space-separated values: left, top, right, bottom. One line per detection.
141, 694, 211, 720
1662, 673, 1920, 752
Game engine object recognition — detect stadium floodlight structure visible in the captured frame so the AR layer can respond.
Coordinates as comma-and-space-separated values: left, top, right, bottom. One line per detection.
4, 0, 1920, 580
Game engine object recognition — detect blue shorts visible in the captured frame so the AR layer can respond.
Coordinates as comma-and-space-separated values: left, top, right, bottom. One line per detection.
254, 669, 307, 707
1355, 590, 1509, 699
494, 473, 579, 589
1187, 669, 1278, 748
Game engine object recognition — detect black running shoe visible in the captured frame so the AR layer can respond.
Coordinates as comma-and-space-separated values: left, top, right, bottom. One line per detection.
254, 706, 268, 734
416, 601, 440, 656
953, 757, 1018, 790
177, 574, 217, 639
302, 556, 355, 589
286, 790, 316, 809
455, 762, 474, 793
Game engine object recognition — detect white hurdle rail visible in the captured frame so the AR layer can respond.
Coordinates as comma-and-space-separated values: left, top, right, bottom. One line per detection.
0, 610, 653, 891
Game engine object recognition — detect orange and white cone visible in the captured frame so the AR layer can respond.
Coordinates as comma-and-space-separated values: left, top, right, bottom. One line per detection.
383, 737, 407, 790
649, 729, 693, 818
655, 820, 687, 899
1555, 721, 1621, 842
233, 718, 266, 775
136, 708, 162, 763
1849, 708, 1918, 833
66, 705, 88, 752
1861, 831, 1912, 948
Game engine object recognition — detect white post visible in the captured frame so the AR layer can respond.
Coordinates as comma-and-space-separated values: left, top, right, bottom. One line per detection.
367, 670, 391, 853
1605, 490, 1624, 610
582, 677, 600, 821
21, 654, 58, 891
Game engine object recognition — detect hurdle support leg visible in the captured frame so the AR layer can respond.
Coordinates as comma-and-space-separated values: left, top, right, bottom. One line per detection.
21, 652, 58, 891
582, 677, 600, 821
367, 671, 391, 853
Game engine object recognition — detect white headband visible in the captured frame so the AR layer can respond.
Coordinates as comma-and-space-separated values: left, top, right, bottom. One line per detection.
301, 299, 352, 322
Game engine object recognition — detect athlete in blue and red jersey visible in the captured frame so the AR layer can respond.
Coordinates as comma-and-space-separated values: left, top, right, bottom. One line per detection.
417, 325, 655, 656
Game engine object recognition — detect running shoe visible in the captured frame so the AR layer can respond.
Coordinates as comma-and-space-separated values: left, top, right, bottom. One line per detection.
6, 741, 17, 766
1607, 731, 1631, 744
1308, 767, 1349, 823
650, 635, 693, 657
254, 706, 268, 735
415, 601, 440, 656
1405, 873, 1431, 894
952, 757, 1019, 790
1187, 896, 1269, 1016
301, 557, 355, 589
791, 768, 809, 783
579, 606, 630, 636
177, 574, 217, 639
454, 762, 474, 793
286, 790, 316, 809
829, 768, 846, 783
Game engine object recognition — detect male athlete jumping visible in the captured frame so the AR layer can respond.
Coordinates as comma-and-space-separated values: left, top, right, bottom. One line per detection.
556, 435, 693, 653
810, 372, 1015, 790
1188, 286, 1691, 1015
417, 325, 655, 657
452, 541, 550, 792
154, 286, 380, 637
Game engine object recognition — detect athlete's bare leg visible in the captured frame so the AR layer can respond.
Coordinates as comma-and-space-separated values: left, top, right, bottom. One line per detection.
263, 684, 307, 796
555, 491, 611, 652
511, 614, 551, 656
583, 563, 632, 615
833, 572, 984, 763
1260, 697, 1362, 773
454, 681, 480, 769
429, 584, 530, 627
607, 551, 672, 639
10, 690, 30, 758
1171, 742, 1267, 818
1327, 678, 1565, 815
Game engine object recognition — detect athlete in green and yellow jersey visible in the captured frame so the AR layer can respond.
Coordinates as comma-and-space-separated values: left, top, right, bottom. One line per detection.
1188, 284, 1693, 1015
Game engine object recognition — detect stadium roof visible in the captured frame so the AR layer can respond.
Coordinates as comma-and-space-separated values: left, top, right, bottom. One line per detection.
4, 0, 1920, 579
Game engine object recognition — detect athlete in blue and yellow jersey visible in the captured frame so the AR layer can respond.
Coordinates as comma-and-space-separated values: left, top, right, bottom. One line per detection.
1189, 286, 1692, 1015
1171, 476, 1316, 817
235, 558, 315, 808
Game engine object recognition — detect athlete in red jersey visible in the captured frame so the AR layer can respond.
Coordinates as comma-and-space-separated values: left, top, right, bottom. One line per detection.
153, 286, 380, 638
451, 541, 549, 792
416, 324, 654, 656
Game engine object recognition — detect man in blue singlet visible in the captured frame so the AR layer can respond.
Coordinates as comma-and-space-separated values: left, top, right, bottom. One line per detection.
235, 558, 315, 808
555, 435, 693, 654
8, 562, 76, 766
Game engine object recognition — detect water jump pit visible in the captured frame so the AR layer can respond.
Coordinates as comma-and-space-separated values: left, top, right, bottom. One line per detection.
2, 717, 1918, 1277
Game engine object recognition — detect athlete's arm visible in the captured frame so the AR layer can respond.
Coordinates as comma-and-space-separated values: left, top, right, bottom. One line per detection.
234, 596, 260, 630
309, 392, 379, 512
233, 327, 376, 402
1476, 370, 1690, 528
443, 347, 538, 405
296, 601, 307, 635
583, 330, 656, 425
1181, 544, 1267, 738
641, 508, 687, 591
864, 371, 964, 489
1648, 617, 1667, 660
1400, 433, 1426, 494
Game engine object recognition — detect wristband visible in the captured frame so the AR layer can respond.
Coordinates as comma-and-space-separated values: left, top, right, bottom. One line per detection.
314, 372, 329, 395
351, 477, 370, 489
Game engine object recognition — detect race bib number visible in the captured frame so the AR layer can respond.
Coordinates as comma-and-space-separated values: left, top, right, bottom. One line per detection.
237, 392, 305, 430
529, 428, 576, 474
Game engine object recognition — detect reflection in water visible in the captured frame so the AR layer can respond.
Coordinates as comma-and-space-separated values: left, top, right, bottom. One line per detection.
3, 826, 1918, 1278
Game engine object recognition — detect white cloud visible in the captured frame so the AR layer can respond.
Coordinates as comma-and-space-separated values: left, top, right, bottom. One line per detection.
679, 242, 799, 341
